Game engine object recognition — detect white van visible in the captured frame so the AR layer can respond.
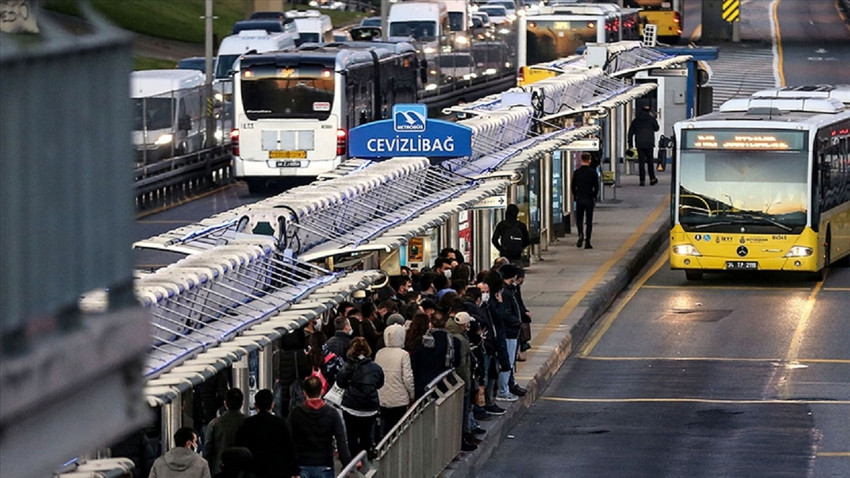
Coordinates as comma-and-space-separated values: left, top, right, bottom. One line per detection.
215, 30, 298, 80
287, 10, 333, 44
130, 70, 206, 164
388, 2, 450, 56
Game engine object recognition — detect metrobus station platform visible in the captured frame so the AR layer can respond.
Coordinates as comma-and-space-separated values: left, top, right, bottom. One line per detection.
443, 172, 671, 478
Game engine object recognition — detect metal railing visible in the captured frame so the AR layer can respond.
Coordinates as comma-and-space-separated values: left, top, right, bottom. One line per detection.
337, 370, 465, 478
134, 144, 232, 209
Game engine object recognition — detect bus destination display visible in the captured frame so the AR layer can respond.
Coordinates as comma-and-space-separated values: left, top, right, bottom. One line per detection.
683, 130, 805, 151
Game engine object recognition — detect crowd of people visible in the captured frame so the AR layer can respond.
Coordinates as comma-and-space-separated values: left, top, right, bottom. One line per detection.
150, 245, 535, 478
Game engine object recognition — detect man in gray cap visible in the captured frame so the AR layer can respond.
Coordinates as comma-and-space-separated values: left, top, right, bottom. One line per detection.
448, 310, 480, 451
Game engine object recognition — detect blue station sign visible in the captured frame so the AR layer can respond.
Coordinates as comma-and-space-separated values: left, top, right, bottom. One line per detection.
348, 104, 473, 158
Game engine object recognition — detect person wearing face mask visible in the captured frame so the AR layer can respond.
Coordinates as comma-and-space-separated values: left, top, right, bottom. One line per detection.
433, 272, 456, 301
490, 264, 523, 402
464, 283, 501, 419
149, 427, 211, 478
433, 257, 454, 278
325, 316, 354, 359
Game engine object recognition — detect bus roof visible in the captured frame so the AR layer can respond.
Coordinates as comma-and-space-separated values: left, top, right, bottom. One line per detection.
238, 42, 416, 72
679, 87, 850, 130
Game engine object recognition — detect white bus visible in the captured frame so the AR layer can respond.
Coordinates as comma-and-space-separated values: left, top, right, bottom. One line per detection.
230, 42, 423, 192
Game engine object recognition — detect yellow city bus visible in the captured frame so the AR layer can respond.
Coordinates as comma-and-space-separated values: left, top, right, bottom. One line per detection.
632, 0, 682, 41
670, 86, 850, 280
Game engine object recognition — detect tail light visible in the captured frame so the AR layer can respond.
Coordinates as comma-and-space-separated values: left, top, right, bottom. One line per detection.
230, 129, 240, 156
336, 129, 347, 156
518, 66, 525, 86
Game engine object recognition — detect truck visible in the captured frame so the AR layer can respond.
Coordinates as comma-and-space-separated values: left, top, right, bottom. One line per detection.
131, 69, 207, 164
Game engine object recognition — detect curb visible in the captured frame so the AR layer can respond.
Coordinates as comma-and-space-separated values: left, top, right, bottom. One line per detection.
441, 213, 669, 477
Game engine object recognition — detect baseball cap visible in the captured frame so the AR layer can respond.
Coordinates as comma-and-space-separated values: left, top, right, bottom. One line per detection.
453, 312, 475, 325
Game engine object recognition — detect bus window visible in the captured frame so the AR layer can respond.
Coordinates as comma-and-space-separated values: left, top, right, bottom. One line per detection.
525, 20, 597, 65
240, 65, 334, 120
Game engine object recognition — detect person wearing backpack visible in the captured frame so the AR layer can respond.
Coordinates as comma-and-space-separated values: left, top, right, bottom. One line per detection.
491, 204, 530, 265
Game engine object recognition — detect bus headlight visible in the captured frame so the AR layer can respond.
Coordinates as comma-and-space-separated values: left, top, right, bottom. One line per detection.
154, 133, 173, 146
784, 246, 813, 258
672, 244, 701, 256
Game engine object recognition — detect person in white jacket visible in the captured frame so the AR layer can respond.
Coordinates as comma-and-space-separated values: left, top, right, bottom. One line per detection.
374, 323, 415, 438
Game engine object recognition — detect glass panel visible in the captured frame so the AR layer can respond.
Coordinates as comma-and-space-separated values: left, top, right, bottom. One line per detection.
240, 64, 334, 120
678, 149, 809, 232
389, 21, 437, 42
133, 97, 174, 131
525, 19, 598, 64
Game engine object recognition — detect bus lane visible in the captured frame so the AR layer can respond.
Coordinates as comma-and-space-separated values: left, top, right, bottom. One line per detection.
477, 246, 850, 477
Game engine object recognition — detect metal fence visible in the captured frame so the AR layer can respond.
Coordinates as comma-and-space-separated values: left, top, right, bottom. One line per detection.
338, 370, 465, 478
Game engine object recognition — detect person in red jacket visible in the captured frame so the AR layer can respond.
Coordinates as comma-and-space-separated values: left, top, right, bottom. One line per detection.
288, 376, 352, 478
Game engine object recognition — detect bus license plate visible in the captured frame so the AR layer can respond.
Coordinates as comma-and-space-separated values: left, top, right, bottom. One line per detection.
269, 150, 307, 159
725, 261, 757, 270
275, 160, 302, 168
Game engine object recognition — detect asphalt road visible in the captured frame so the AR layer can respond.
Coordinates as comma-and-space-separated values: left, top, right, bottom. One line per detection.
475, 247, 850, 478
774, 0, 850, 86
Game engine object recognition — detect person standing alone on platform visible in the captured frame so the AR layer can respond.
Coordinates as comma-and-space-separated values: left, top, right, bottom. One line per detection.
491, 204, 530, 265
572, 152, 599, 250
628, 104, 659, 186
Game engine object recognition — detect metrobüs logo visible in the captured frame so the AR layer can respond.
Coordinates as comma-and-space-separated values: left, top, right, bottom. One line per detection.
393, 104, 427, 132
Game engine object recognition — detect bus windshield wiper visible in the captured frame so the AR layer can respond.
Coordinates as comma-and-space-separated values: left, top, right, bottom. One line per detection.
726, 213, 793, 232
691, 221, 734, 230
741, 213, 793, 232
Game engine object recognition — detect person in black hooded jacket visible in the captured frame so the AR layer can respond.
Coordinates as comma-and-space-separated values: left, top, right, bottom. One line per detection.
628, 104, 660, 186
335, 337, 384, 460
491, 204, 530, 264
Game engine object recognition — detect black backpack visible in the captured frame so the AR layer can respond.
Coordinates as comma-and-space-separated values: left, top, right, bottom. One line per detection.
500, 221, 525, 257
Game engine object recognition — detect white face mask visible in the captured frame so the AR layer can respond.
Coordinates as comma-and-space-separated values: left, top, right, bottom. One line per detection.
481, 292, 490, 303
407, 287, 414, 292
443, 269, 452, 279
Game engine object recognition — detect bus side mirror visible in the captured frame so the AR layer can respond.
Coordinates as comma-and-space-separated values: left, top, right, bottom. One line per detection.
178, 115, 191, 131
420, 59, 428, 83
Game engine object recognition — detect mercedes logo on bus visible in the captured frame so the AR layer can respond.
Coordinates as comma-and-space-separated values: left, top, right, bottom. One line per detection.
736, 246, 749, 257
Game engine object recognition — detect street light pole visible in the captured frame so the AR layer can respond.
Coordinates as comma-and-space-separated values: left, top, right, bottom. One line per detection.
204, 0, 216, 148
